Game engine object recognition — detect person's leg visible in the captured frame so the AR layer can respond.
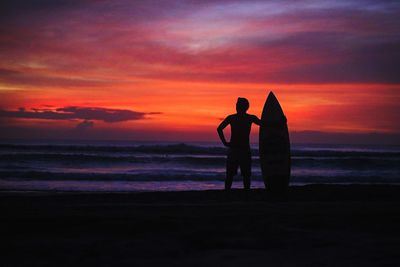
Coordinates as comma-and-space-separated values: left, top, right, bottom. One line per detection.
225, 174, 234, 190
226, 149, 238, 191
243, 175, 251, 190
240, 149, 252, 190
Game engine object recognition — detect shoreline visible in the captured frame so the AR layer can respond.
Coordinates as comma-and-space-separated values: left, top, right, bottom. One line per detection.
2, 183, 400, 198
2, 181, 400, 194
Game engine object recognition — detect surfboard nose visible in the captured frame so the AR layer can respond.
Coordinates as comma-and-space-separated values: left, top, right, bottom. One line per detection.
263, 91, 285, 121
267, 91, 276, 100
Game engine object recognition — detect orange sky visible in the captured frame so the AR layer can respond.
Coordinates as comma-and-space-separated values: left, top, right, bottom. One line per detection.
0, 0, 399, 143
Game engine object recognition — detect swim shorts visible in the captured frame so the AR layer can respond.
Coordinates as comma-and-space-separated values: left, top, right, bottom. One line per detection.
226, 147, 251, 177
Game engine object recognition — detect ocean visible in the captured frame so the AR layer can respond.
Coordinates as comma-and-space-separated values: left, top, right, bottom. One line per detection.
0, 141, 399, 192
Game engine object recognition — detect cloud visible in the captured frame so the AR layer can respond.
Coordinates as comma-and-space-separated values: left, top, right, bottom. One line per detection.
0, 106, 160, 122
0, 68, 113, 88
76, 119, 94, 130
0, 0, 399, 85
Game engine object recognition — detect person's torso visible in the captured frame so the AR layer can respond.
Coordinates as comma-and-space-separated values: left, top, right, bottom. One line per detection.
230, 113, 253, 149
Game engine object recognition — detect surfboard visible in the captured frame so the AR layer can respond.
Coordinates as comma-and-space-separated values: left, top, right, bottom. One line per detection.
259, 92, 291, 194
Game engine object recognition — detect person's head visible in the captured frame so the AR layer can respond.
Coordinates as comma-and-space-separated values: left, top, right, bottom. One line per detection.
236, 97, 249, 114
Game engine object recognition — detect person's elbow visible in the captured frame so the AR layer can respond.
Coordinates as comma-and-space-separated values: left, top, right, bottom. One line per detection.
252, 116, 262, 126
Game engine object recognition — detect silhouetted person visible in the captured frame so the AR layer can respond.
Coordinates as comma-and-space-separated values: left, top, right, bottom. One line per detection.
217, 97, 261, 190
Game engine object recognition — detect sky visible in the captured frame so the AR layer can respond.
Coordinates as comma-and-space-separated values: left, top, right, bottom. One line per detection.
0, 0, 399, 144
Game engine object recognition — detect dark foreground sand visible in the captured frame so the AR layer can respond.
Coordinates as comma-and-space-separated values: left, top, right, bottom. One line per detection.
2, 185, 400, 266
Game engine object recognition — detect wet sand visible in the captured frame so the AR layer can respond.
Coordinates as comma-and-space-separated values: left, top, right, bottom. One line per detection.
2, 185, 400, 266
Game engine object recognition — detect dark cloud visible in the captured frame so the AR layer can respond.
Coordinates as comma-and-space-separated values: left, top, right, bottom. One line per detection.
0, 68, 20, 76
0, 0, 189, 23
0, 106, 160, 122
0, 68, 112, 88
0, 0, 85, 10
76, 120, 94, 130
0, 0, 93, 19
249, 32, 400, 83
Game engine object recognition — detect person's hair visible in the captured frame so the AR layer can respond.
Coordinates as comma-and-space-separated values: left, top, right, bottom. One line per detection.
236, 97, 249, 113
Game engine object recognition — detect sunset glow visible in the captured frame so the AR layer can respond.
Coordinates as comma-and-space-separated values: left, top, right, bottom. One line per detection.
1, 0, 399, 143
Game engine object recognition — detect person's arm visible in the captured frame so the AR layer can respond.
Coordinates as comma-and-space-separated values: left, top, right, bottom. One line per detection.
217, 116, 231, 147
251, 115, 262, 126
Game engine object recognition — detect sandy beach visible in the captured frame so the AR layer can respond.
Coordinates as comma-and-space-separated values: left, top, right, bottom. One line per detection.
2, 185, 400, 266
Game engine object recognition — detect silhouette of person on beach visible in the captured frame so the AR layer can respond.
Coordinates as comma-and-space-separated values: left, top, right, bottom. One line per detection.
217, 97, 261, 190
